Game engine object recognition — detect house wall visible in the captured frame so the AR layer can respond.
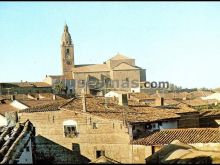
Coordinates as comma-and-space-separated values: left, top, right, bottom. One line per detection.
111, 70, 140, 90
178, 112, 200, 128
191, 143, 220, 151
107, 59, 135, 69
159, 121, 178, 130
73, 72, 110, 94
199, 115, 220, 128
19, 110, 147, 164
0, 115, 7, 127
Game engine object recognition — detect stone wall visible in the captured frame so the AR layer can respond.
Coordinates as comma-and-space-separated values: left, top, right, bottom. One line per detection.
178, 112, 200, 128
19, 110, 147, 163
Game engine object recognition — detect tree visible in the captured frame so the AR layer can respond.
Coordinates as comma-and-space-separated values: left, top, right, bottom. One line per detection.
53, 82, 65, 94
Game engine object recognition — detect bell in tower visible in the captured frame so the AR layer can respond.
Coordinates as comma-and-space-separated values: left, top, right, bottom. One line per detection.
61, 24, 74, 79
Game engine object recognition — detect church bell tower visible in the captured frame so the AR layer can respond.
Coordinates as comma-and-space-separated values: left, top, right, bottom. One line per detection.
61, 24, 74, 79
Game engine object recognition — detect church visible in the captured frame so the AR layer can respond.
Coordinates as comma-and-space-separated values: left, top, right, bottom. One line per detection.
44, 24, 146, 95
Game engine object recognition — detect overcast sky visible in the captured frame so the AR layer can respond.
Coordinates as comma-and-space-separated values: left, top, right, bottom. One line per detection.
1, 2, 220, 89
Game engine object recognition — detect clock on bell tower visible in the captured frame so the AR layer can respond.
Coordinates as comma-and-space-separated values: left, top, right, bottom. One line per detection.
61, 24, 74, 79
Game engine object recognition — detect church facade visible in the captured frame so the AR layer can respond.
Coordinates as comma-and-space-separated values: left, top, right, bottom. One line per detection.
45, 24, 146, 95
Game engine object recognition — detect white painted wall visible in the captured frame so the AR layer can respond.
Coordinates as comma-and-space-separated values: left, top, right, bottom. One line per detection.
201, 93, 220, 101
0, 115, 7, 127
10, 100, 29, 110
159, 121, 178, 130
105, 91, 120, 98
130, 88, 140, 93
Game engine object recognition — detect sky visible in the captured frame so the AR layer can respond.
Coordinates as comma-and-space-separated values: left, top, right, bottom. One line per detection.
1, 2, 220, 89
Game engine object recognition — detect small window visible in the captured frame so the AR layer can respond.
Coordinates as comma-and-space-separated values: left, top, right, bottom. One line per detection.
66, 49, 69, 54
93, 122, 97, 129
89, 117, 92, 125
125, 78, 129, 82
152, 124, 156, 128
96, 150, 105, 158
64, 125, 78, 137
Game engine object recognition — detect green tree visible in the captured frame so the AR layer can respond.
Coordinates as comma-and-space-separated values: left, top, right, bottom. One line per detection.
53, 82, 65, 94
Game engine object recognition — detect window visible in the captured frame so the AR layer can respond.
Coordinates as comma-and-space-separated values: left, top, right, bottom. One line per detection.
63, 120, 78, 138
66, 49, 69, 54
64, 125, 78, 137
152, 124, 155, 128
125, 78, 129, 82
96, 150, 105, 158
93, 122, 97, 129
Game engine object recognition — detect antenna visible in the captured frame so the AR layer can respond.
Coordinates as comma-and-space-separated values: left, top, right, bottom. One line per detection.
104, 77, 108, 109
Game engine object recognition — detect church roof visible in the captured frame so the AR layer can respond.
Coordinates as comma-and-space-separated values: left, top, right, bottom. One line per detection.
112, 62, 140, 71
109, 53, 132, 61
72, 64, 109, 73
61, 24, 72, 45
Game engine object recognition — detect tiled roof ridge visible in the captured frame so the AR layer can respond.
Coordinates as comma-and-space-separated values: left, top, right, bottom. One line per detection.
132, 127, 220, 146
112, 62, 138, 70
59, 97, 76, 109
0, 120, 34, 164
160, 127, 220, 131
19, 100, 66, 113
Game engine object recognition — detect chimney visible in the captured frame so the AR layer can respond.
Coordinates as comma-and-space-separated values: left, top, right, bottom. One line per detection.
127, 93, 130, 99
5, 112, 18, 127
118, 93, 128, 106
82, 94, 87, 112
155, 97, 164, 106
100, 150, 105, 156
11, 95, 15, 101
53, 94, 56, 100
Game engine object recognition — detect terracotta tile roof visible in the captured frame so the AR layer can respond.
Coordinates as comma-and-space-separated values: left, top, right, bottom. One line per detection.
164, 103, 198, 114
187, 91, 214, 99
72, 64, 109, 73
146, 140, 220, 164
132, 128, 220, 145
0, 103, 18, 116
19, 100, 69, 113
0, 96, 4, 100
31, 82, 51, 87
90, 155, 120, 164
0, 120, 34, 164
47, 75, 64, 79
149, 92, 188, 100
18, 100, 59, 108
130, 93, 181, 106
130, 93, 153, 100
112, 63, 139, 71
62, 96, 181, 123
11, 82, 33, 88
47, 75, 73, 80
199, 109, 220, 118
181, 98, 217, 106
108, 53, 132, 60
7, 82, 51, 88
